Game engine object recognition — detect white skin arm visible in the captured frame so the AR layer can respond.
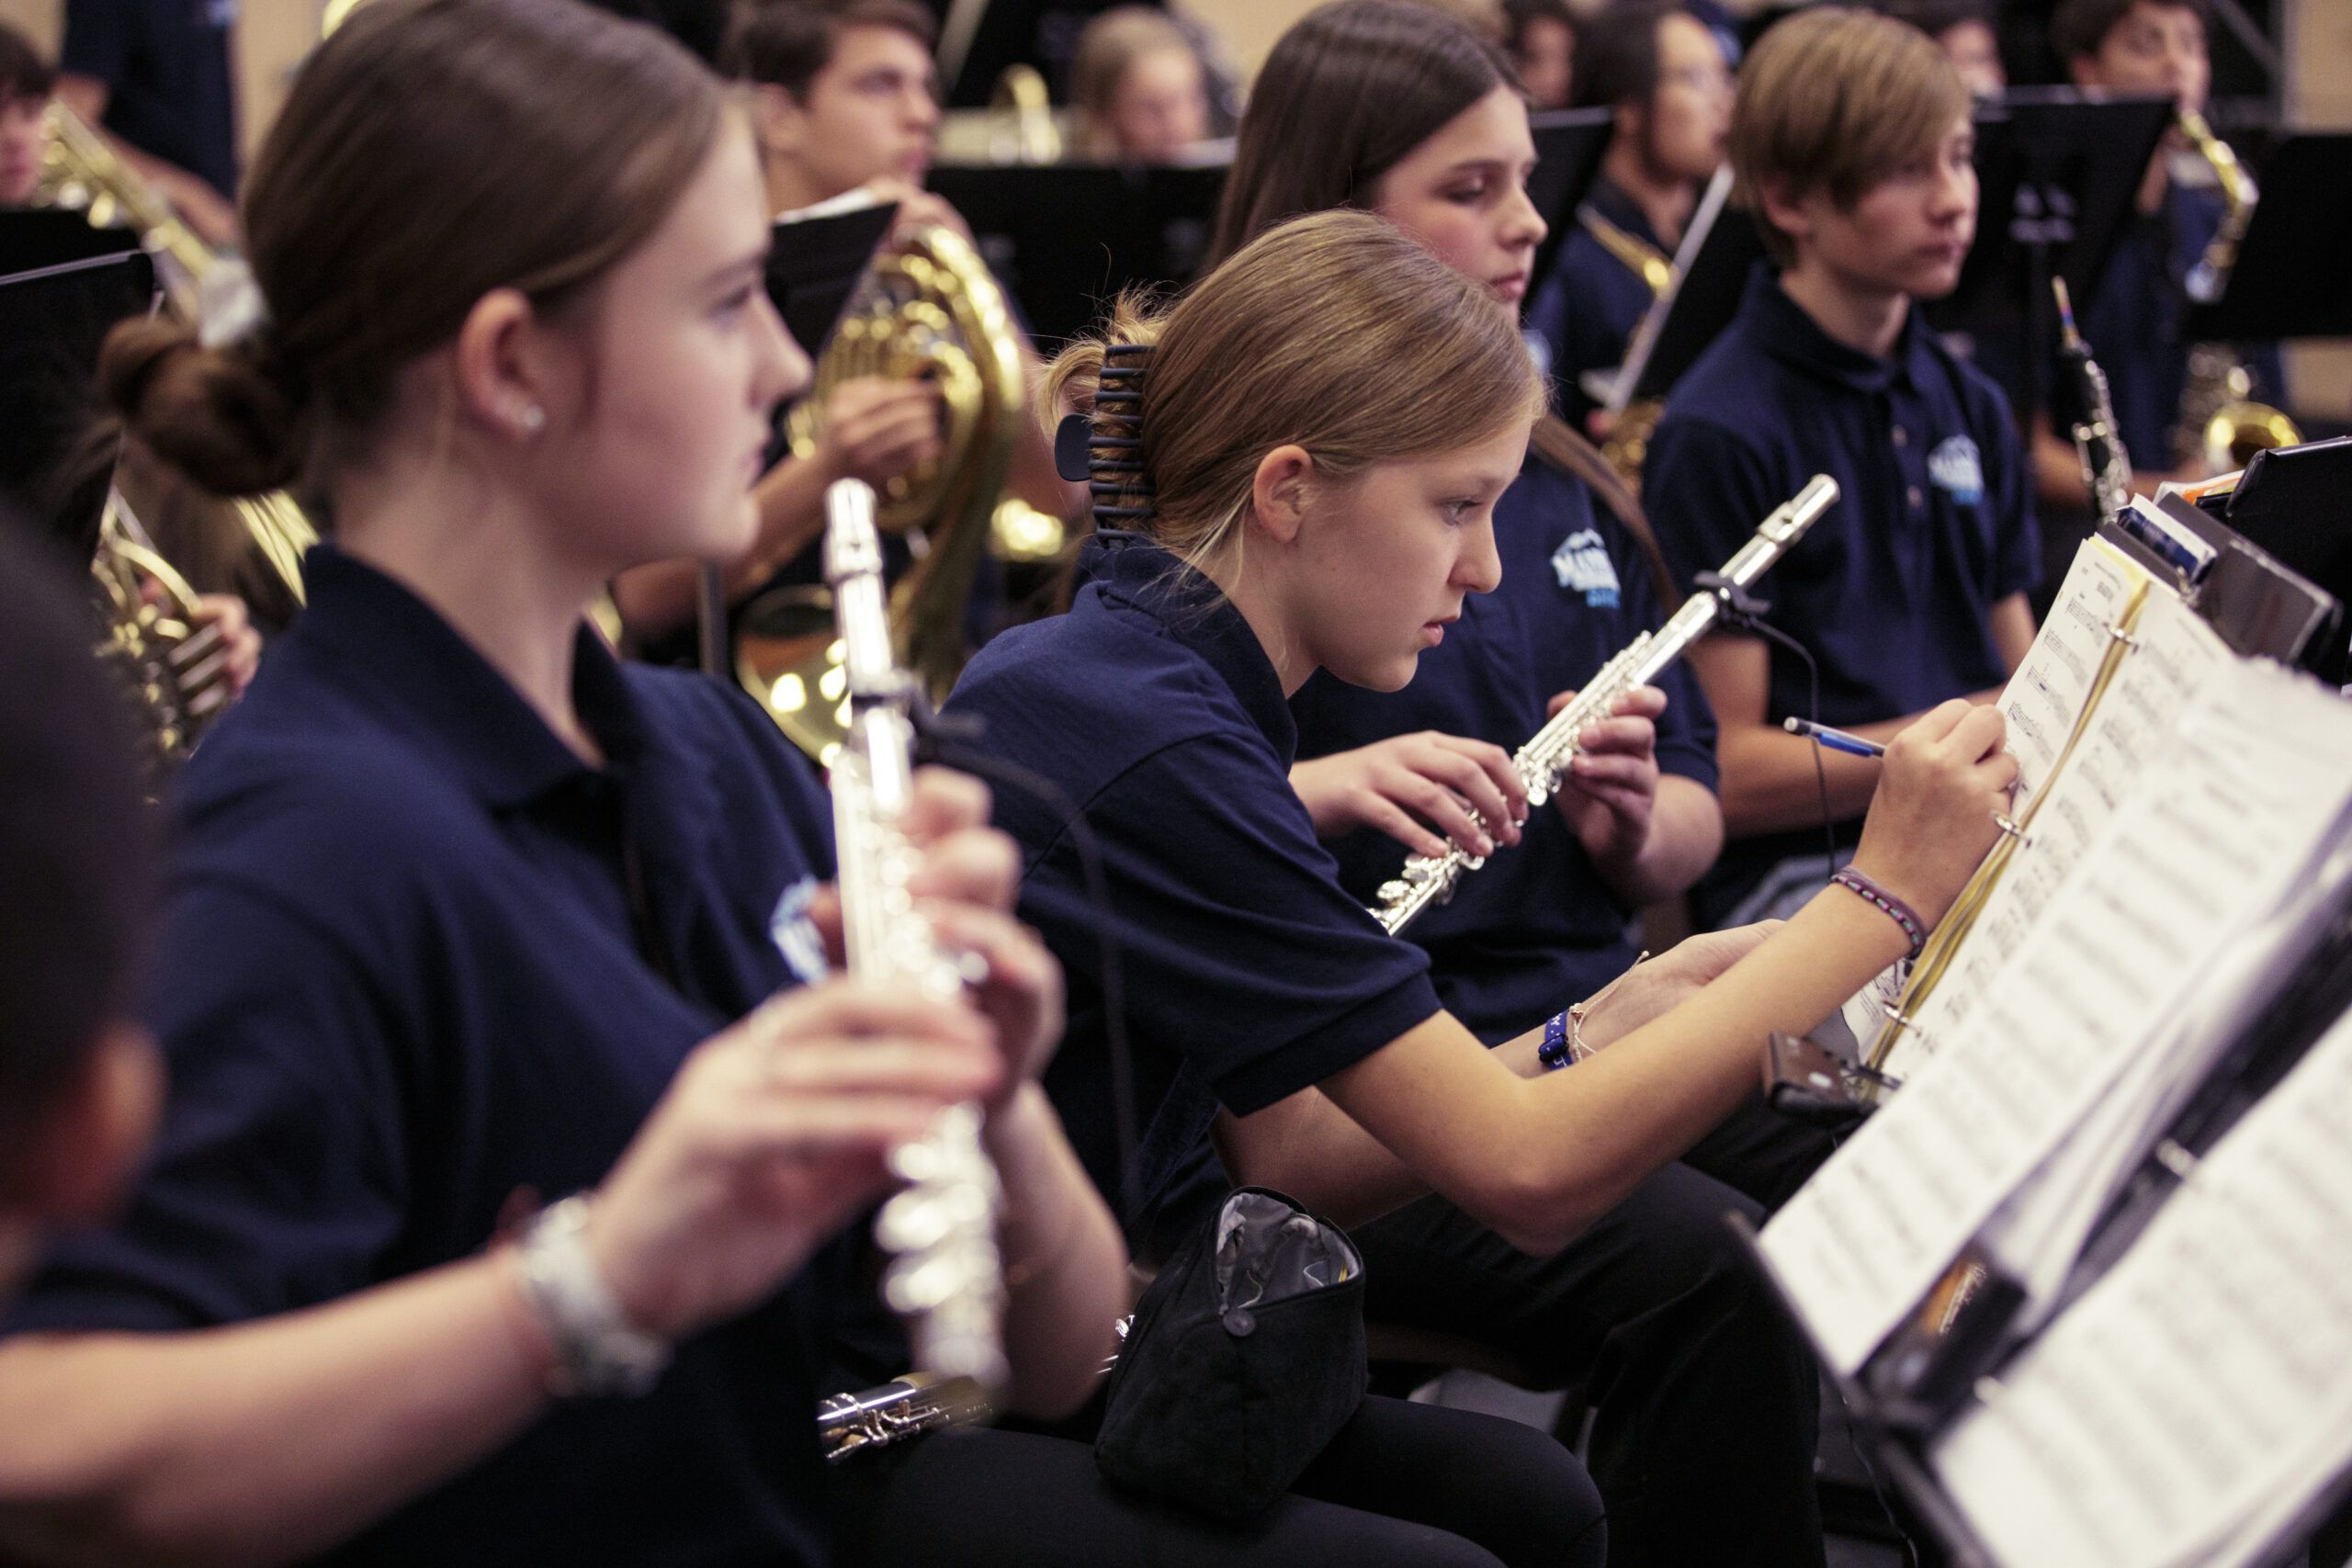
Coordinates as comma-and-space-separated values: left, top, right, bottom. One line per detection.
1686, 594, 2028, 839
1222, 701, 2016, 1254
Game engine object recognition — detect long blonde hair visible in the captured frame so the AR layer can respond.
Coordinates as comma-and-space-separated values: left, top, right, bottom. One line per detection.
1046, 209, 1545, 580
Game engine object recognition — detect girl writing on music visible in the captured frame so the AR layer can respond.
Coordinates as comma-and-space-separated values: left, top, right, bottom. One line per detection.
1204, 11, 1845, 1552
948, 207, 2018, 1565
0, 2, 1124, 1562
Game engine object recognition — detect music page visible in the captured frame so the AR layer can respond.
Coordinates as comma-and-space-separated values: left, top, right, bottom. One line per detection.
1883, 589, 2233, 1068
1934, 1002, 2352, 1568
1998, 536, 2153, 810
1841, 539, 2159, 1059
1760, 663, 2352, 1377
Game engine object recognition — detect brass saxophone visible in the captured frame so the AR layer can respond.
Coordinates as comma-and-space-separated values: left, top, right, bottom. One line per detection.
2171, 111, 2299, 472
824, 476, 1010, 1398
1367, 474, 1837, 937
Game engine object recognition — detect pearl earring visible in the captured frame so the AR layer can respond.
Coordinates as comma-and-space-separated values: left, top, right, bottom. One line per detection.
516, 403, 547, 434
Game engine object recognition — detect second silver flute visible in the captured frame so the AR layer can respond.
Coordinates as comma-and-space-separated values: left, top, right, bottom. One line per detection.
1368, 474, 1838, 936
824, 477, 1010, 1398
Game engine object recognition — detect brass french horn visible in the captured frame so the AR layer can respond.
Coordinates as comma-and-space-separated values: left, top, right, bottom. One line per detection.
735, 223, 1026, 766
34, 99, 318, 618
89, 492, 236, 779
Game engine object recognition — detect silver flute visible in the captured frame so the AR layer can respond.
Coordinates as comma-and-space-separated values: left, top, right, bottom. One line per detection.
824, 478, 1010, 1398
1368, 474, 1838, 936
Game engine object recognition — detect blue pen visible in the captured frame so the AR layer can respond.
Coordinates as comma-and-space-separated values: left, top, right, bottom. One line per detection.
1781, 716, 1886, 758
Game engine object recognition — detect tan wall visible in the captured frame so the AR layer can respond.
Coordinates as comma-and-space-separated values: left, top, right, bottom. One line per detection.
2283, 0, 2352, 422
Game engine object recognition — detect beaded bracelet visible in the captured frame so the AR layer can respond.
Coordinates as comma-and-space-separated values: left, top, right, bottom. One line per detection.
1830, 867, 1927, 960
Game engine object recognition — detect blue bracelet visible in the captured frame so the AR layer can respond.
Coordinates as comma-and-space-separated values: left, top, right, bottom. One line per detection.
1538, 1010, 1577, 1071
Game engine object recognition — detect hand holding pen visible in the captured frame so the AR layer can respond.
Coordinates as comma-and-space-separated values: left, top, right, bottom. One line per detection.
1782, 716, 1886, 759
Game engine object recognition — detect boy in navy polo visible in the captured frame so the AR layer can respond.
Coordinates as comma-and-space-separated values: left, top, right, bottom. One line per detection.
1525, 3, 1730, 428
2033, 0, 2284, 512
0, 525, 159, 1307
1645, 6, 2037, 927
614, 0, 1068, 656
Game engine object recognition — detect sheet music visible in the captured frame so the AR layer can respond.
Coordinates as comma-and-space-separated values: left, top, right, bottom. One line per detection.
1761, 663, 2352, 1377
1840, 539, 2154, 1056
1997, 536, 2152, 810
1885, 590, 2233, 1066
1935, 1001, 2352, 1568
1984, 826, 2352, 1325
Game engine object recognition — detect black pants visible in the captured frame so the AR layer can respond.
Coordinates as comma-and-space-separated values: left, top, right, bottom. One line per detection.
834, 1392, 1606, 1568
1355, 1096, 1835, 1568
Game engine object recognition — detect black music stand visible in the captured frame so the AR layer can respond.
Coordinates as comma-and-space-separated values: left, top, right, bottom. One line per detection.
1524, 107, 1614, 297
0, 248, 159, 564
1924, 90, 2173, 434
2218, 437, 2352, 682
2184, 132, 2352, 343
1623, 199, 1768, 403
924, 159, 1227, 345
0, 209, 142, 276
933, 0, 1146, 107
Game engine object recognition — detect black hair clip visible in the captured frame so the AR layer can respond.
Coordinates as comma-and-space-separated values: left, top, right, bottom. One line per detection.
1050, 342, 1159, 528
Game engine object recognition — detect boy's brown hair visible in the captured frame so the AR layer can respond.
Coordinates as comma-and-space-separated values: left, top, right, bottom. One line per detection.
2050, 0, 2208, 66
725, 0, 938, 98
1730, 6, 1969, 265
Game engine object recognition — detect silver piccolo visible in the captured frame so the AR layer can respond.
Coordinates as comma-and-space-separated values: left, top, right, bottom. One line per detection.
1367, 474, 1837, 936
824, 478, 1010, 1398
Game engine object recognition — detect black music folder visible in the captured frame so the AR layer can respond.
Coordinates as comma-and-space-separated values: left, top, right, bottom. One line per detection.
2184, 132, 2352, 343
1524, 107, 1614, 295
0, 248, 159, 562
766, 199, 899, 360
924, 159, 1227, 345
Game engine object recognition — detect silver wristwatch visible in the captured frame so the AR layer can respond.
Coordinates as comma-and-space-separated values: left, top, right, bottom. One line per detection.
514, 1195, 671, 1398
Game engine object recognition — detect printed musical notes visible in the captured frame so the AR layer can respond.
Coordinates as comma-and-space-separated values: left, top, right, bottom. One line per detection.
1762, 662, 2352, 1377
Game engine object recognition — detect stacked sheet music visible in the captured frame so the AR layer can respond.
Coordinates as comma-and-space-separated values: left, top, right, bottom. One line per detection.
1759, 530, 2352, 1568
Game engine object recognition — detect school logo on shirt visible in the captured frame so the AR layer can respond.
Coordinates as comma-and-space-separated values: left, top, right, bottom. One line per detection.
769, 874, 829, 984
1551, 528, 1621, 608
1928, 434, 1984, 506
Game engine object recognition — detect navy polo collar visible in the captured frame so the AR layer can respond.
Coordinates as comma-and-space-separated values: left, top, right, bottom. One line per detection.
1582, 176, 1668, 255
1741, 261, 1934, 398
1088, 531, 1299, 761
291, 546, 657, 810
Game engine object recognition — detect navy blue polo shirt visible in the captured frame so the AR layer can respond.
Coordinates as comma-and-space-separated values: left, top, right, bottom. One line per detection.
1645, 264, 2037, 919
1526, 178, 1668, 426
60, 0, 239, 198
4, 548, 878, 1567
945, 536, 1442, 1245
2075, 182, 2286, 471
1289, 458, 1718, 1044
